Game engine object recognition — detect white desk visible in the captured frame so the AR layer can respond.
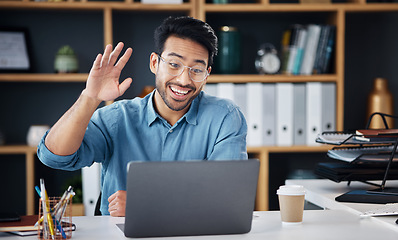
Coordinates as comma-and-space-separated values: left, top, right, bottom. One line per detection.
286, 179, 398, 232
1, 209, 398, 239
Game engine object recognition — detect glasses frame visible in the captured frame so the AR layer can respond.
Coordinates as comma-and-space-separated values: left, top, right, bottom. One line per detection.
157, 54, 209, 83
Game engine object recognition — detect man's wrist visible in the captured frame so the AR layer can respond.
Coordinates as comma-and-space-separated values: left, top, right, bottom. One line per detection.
81, 89, 103, 106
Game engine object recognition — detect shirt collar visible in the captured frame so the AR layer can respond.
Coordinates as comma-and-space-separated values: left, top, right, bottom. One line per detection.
146, 90, 202, 127
147, 90, 158, 126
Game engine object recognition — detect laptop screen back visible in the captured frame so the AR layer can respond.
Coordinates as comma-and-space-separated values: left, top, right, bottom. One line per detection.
123, 160, 259, 238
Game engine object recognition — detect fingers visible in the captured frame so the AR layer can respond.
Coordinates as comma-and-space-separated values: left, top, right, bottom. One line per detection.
108, 42, 124, 66
92, 54, 102, 70
108, 190, 126, 217
99, 42, 131, 70
108, 191, 117, 203
119, 78, 133, 96
115, 47, 133, 70
100, 44, 113, 68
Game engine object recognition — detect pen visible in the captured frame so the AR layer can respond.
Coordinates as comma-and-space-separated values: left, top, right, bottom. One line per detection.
53, 186, 73, 219
40, 180, 49, 239
40, 179, 55, 240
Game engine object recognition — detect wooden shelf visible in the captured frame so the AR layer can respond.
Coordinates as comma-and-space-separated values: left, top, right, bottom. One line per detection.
0, 145, 36, 154
0, 73, 336, 83
248, 145, 332, 153
0, 145, 37, 215
0, 73, 88, 82
207, 74, 337, 83
0, 1, 194, 11
204, 3, 398, 12
1, 1, 397, 12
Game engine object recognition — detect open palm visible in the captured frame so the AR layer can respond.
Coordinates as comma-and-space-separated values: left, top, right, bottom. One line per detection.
85, 42, 133, 102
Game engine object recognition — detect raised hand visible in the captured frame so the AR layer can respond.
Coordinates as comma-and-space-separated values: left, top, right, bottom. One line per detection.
83, 42, 133, 102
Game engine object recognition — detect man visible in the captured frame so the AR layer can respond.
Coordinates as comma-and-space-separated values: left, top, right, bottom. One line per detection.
37, 16, 247, 216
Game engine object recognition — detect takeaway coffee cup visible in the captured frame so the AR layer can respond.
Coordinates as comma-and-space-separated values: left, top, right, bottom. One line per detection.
277, 185, 306, 224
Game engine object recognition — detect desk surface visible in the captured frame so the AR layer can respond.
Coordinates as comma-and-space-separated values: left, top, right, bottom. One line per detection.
1, 209, 398, 240
286, 179, 398, 233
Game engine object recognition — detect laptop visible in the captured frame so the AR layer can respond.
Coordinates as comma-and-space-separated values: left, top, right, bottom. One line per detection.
118, 159, 259, 238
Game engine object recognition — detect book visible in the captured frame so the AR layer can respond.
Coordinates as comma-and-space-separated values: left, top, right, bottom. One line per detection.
280, 28, 292, 74
355, 129, 398, 142
319, 25, 335, 74
0, 215, 38, 232
292, 26, 308, 75
0, 215, 75, 236
10, 221, 76, 237
285, 24, 303, 75
313, 25, 333, 74
300, 24, 321, 75
356, 129, 398, 136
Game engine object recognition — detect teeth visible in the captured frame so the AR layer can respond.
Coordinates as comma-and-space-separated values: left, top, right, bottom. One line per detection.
171, 86, 188, 95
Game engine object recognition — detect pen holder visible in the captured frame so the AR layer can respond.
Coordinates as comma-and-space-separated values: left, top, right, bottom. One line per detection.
38, 197, 73, 240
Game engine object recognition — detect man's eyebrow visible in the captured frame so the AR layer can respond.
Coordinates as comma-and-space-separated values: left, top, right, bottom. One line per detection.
167, 52, 207, 66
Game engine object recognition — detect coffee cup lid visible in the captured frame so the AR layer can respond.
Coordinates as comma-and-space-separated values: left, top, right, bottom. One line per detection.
277, 185, 305, 195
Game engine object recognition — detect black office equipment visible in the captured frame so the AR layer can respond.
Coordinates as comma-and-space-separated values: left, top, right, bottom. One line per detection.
0, 212, 20, 222
316, 112, 398, 203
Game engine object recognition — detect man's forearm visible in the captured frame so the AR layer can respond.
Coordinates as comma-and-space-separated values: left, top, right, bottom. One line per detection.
45, 91, 102, 156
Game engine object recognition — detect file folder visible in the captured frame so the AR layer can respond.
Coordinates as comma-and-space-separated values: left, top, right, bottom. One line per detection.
321, 83, 336, 132
306, 82, 322, 146
204, 83, 217, 96
293, 83, 306, 145
263, 83, 276, 146
216, 83, 235, 101
247, 83, 263, 146
234, 84, 247, 119
276, 83, 293, 146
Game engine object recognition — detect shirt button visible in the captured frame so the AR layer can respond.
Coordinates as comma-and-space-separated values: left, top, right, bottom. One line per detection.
169, 129, 173, 133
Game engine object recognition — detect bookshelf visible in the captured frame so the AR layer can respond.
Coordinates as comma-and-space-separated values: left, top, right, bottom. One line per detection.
1, 0, 398, 214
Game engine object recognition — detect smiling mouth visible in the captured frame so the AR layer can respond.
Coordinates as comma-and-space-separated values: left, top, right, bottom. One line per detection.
170, 86, 191, 96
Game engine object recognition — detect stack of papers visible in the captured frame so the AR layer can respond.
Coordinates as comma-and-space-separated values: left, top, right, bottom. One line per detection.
316, 132, 361, 145
327, 145, 397, 163
316, 132, 398, 145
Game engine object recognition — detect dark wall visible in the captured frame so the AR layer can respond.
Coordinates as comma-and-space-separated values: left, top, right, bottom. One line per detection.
344, 12, 398, 131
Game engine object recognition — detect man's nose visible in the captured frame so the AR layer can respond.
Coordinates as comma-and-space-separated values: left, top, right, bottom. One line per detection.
176, 67, 192, 84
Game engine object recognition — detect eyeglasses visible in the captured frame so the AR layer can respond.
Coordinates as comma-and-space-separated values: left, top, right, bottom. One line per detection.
157, 54, 209, 83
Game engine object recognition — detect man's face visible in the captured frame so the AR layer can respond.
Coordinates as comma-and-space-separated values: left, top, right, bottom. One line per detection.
150, 36, 211, 113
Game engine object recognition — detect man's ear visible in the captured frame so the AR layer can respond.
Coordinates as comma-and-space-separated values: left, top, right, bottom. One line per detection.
149, 52, 158, 74
203, 66, 212, 83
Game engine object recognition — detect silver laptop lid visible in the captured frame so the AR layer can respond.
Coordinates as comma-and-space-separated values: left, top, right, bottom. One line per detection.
123, 160, 259, 238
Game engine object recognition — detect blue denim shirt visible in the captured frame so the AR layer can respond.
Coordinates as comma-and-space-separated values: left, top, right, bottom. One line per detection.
37, 90, 247, 215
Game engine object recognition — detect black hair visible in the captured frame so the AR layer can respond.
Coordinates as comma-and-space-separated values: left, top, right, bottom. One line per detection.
154, 16, 218, 67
